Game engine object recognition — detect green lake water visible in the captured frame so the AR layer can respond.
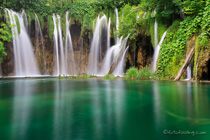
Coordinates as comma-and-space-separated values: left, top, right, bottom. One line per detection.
0, 78, 210, 140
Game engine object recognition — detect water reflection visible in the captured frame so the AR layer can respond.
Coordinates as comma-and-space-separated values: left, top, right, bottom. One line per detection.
11, 79, 37, 140
0, 79, 210, 140
53, 80, 75, 140
153, 81, 162, 131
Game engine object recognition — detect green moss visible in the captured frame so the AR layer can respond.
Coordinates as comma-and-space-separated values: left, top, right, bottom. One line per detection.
14, 16, 20, 34
37, 14, 44, 30
47, 15, 54, 39
194, 37, 200, 80
149, 18, 155, 47
157, 21, 167, 43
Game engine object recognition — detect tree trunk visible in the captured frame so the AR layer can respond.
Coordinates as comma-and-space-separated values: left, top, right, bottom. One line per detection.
174, 45, 195, 81
71, 0, 73, 3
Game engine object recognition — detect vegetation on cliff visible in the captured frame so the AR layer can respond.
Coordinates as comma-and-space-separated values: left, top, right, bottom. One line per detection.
0, 23, 12, 63
116, 0, 210, 80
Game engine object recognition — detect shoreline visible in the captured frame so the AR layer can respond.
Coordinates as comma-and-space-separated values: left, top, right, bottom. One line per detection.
0, 75, 209, 83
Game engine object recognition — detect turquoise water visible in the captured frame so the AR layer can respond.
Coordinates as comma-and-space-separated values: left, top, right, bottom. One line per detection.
0, 78, 210, 140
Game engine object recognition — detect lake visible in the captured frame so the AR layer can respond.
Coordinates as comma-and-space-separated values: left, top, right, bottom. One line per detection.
0, 78, 210, 140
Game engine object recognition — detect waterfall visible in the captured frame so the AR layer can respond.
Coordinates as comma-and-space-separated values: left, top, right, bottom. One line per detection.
57, 15, 66, 74
115, 8, 120, 44
100, 36, 129, 75
107, 18, 111, 50
65, 11, 76, 75
53, 14, 60, 75
5, 9, 40, 76
187, 64, 192, 80
154, 19, 158, 48
35, 13, 46, 74
22, 10, 29, 32
80, 38, 84, 74
99, 9, 129, 76
113, 46, 129, 76
87, 15, 107, 75
53, 14, 68, 75
99, 44, 121, 75
152, 31, 167, 72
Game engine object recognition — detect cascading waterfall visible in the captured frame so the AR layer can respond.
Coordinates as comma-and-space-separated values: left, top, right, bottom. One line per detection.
80, 38, 84, 74
53, 14, 60, 75
107, 18, 111, 50
3, 9, 129, 77
57, 15, 66, 74
154, 19, 158, 48
87, 15, 107, 75
100, 42, 121, 75
152, 31, 167, 72
35, 13, 46, 74
5, 9, 40, 76
99, 9, 129, 76
187, 64, 192, 80
53, 14, 67, 75
113, 46, 129, 76
65, 11, 76, 75
22, 10, 29, 32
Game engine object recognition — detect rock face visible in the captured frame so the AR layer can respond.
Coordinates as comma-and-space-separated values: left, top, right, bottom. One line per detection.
186, 36, 210, 80
197, 46, 210, 80
70, 21, 90, 74
2, 42, 14, 76
1, 17, 155, 76
126, 35, 154, 70
30, 17, 54, 75
0, 10, 158, 78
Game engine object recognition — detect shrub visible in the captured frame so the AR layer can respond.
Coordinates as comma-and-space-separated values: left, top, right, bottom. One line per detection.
124, 66, 155, 80
58, 74, 66, 79
80, 74, 96, 78
137, 66, 154, 80
103, 74, 116, 79
124, 67, 139, 79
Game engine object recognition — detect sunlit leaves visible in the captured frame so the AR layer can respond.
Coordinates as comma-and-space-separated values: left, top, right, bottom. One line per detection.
0, 23, 12, 63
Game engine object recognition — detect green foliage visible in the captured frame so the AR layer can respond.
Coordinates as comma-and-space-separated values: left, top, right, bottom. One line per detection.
0, 23, 12, 63
182, 0, 205, 15
157, 1, 210, 78
67, 74, 96, 79
124, 67, 139, 79
137, 66, 154, 80
47, 15, 54, 39
117, 4, 138, 40
103, 74, 116, 79
193, 37, 200, 80
58, 74, 67, 79
124, 67, 154, 80
79, 74, 96, 78
140, 0, 182, 19
69, 75, 81, 79
157, 19, 188, 78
